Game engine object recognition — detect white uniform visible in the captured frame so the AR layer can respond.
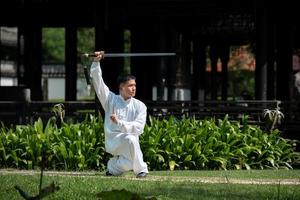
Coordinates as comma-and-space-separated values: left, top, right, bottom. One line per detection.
90, 61, 148, 175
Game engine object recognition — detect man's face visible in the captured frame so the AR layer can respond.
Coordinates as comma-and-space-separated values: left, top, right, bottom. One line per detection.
120, 79, 136, 100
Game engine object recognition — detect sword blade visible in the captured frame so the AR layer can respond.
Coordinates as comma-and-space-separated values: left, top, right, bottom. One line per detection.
82, 52, 176, 58
104, 53, 176, 57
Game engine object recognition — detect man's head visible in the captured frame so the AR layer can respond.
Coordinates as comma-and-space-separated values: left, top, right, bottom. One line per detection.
117, 74, 136, 100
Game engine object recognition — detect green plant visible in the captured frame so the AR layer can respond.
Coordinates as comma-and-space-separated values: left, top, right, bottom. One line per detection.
263, 101, 284, 131
1, 114, 299, 171
52, 103, 65, 124
0, 114, 106, 170
141, 115, 300, 170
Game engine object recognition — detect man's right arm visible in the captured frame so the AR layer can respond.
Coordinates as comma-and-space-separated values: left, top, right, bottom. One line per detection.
90, 61, 110, 111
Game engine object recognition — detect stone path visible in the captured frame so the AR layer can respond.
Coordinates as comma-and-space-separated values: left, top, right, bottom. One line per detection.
1, 169, 300, 185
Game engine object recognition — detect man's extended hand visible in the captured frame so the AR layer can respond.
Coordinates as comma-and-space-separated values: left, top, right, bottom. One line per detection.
110, 107, 118, 124
93, 51, 105, 62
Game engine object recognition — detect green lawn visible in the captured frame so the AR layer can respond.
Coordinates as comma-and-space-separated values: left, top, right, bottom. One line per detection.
152, 169, 300, 179
0, 170, 299, 200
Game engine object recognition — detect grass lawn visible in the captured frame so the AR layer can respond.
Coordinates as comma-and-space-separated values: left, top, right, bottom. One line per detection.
0, 169, 299, 200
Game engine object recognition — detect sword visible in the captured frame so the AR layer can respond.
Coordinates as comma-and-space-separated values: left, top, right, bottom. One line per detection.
82, 52, 176, 58
82, 52, 176, 85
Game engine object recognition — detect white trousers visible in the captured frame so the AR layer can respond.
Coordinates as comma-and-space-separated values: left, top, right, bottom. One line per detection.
107, 134, 148, 175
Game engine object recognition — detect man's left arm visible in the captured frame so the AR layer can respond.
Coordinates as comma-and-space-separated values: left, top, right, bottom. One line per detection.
117, 104, 147, 135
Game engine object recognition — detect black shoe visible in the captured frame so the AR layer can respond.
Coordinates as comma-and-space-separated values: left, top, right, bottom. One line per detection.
136, 172, 147, 178
105, 171, 113, 176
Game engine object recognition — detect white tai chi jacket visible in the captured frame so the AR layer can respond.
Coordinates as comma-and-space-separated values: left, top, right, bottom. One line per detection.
90, 62, 148, 174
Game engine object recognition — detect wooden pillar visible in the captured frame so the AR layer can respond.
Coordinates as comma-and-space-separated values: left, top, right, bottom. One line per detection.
169, 31, 191, 101
65, 25, 77, 101
220, 44, 229, 100
95, 0, 124, 94
276, 21, 293, 100
94, 0, 107, 116
20, 25, 43, 100
94, 0, 108, 50
156, 17, 170, 101
168, 29, 177, 101
255, 3, 268, 100
210, 44, 218, 100
192, 39, 206, 101
267, 28, 276, 100
131, 18, 158, 101
94, 0, 123, 118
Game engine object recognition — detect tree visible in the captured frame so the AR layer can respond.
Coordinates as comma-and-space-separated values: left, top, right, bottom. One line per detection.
42, 28, 65, 63
42, 27, 95, 64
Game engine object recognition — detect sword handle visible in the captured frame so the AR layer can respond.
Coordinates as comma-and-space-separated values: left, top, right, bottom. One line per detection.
84, 66, 91, 85
82, 53, 96, 57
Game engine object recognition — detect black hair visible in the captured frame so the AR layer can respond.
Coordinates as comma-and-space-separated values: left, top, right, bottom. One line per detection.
117, 74, 136, 86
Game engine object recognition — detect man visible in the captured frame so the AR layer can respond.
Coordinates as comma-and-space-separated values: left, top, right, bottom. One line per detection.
90, 51, 148, 178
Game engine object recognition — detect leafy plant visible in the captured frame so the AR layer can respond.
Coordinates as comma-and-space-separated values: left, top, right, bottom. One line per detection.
141, 115, 300, 170
263, 101, 284, 131
1, 114, 299, 171
0, 114, 106, 170
52, 103, 65, 126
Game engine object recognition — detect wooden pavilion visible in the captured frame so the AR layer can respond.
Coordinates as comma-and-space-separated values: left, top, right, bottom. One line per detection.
0, 0, 300, 140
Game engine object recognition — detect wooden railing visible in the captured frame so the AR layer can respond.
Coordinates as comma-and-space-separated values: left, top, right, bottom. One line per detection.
0, 100, 280, 124
145, 100, 280, 123
0, 100, 299, 139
